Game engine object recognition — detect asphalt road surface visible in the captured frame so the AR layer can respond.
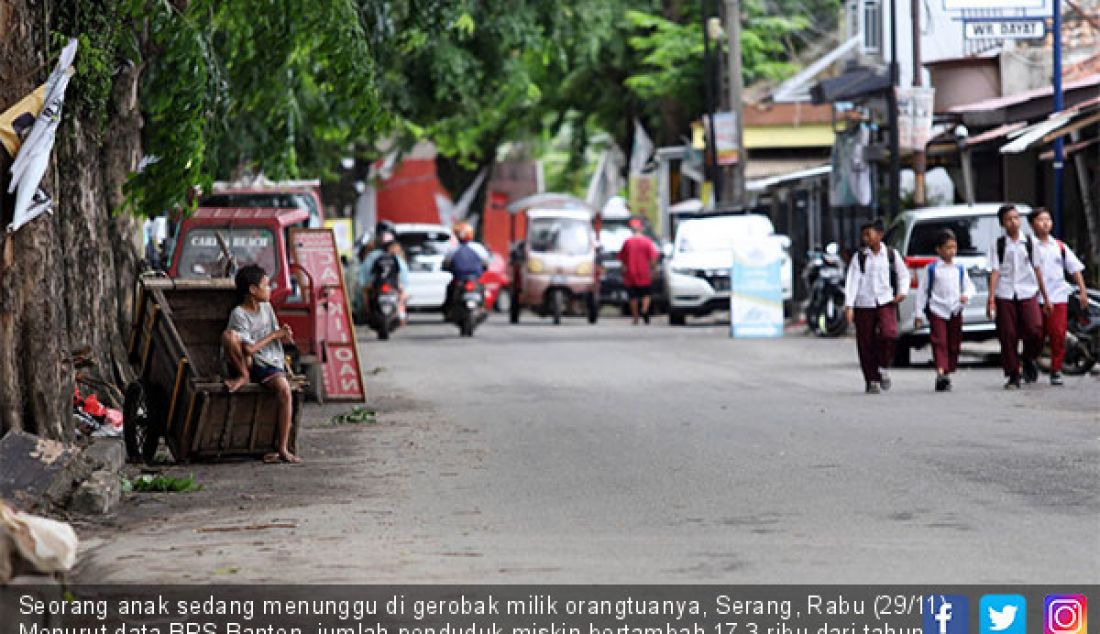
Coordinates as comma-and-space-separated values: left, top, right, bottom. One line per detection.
80, 312, 1100, 583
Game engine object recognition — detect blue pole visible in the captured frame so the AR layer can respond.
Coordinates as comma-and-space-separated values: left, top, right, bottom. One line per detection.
1053, 0, 1064, 238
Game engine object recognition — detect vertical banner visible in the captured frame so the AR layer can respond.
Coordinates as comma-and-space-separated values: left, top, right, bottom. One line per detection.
628, 173, 659, 229
730, 237, 785, 338
289, 229, 366, 402
896, 87, 935, 152
713, 112, 740, 165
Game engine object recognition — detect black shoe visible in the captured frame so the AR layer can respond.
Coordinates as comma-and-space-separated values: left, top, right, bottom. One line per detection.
1004, 375, 1021, 390
643, 313, 650, 325
878, 369, 891, 391
865, 382, 881, 394
935, 376, 951, 392
1022, 359, 1039, 383
1050, 371, 1064, 386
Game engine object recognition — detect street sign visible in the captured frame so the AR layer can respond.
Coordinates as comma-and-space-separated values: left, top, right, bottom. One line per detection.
964, 19, 1046, 39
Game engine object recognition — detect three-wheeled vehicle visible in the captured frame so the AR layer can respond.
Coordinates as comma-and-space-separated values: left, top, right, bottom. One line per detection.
167, 207, 331, 399
124, 277, 304, 463
506, 194, 601, 325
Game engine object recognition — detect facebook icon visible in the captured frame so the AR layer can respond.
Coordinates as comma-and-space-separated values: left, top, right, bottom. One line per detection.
924, 595, 970, 634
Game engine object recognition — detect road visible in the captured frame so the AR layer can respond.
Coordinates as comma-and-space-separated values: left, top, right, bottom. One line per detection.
78, 313, 1100, 583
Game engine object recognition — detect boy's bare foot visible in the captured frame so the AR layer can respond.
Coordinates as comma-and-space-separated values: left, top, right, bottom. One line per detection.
281, 451, 301, 464
224, 375, 249, 392
262, 451, 302, 464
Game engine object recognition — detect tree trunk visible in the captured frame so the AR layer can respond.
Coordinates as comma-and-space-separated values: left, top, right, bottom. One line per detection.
0, 0, 142, 441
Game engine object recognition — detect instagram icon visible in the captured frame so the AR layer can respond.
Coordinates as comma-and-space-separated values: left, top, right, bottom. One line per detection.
1046, 595, 1088, 634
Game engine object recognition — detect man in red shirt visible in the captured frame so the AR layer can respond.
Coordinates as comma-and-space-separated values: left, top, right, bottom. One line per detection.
618, 217, 659, 324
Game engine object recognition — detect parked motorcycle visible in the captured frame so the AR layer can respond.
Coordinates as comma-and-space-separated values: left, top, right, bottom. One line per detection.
369, 281, 401, 340
803, 242, 847, 337
447, 278, 485, 337
1061, 289, 1100, 375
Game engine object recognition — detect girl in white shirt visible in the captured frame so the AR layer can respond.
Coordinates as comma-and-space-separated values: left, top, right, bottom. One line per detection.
915, 229, 977, 391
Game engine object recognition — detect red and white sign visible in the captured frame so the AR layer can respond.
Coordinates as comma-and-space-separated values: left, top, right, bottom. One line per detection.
289, 229, 366, 402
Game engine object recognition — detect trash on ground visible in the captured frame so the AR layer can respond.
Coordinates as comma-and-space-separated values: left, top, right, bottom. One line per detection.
330, 406, 377, 425
127, 474, 203, 493
0, 499, 78, 582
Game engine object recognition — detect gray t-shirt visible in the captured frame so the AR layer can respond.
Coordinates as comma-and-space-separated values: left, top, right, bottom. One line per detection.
226, 302, 285, 370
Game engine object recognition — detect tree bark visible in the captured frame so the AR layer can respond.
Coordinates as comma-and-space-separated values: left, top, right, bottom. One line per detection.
0, 0, 142, 440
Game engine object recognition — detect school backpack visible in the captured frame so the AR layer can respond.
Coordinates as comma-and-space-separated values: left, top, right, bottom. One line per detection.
995, 235, 1035, 267
856, 247, 899, 297
924, 261, 964, 319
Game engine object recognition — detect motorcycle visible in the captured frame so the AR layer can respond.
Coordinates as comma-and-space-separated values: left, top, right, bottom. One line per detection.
369, 281, 401, 340
803, 242, 848, 337
1061, 289, 1100, 375
447, 277, 485, 337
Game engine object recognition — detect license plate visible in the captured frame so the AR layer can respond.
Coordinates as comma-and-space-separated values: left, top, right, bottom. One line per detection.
464, 293, 482, 302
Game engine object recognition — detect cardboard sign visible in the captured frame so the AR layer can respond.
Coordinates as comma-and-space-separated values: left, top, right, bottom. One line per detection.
729, 237, 785, 339
289, 229, 366, 402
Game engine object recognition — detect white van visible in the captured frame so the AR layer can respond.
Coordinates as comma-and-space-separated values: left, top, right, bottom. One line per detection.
885, 203, 1030, 365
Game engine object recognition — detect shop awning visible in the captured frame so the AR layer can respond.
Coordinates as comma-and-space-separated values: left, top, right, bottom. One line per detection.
810, 67, 891, 104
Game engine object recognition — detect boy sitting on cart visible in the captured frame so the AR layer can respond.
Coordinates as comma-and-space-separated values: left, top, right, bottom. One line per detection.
222, 264, 301, 464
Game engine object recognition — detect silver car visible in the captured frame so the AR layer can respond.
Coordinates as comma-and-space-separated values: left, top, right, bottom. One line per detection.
885, 203, 1031, 366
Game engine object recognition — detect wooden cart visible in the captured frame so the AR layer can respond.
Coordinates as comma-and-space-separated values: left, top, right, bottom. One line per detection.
123, 278, 304, 463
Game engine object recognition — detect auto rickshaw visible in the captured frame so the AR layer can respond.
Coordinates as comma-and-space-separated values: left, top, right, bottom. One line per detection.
506, 193, 600, 325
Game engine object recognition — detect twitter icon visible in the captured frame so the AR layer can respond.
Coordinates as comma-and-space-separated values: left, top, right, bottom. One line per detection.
981, 595, 1027, 634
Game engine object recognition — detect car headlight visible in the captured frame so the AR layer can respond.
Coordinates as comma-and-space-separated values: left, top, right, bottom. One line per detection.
527, 258, 544, 273
576, 261, 593, 276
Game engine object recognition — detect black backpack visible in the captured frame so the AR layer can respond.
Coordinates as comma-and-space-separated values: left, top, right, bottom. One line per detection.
995, 235, 1035, 268
924, 261, 964, 319
856, 247, 900, 297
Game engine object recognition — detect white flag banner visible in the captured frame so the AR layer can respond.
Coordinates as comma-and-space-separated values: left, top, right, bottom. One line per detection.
8, 38, 78, 233
630, 119, 654, 175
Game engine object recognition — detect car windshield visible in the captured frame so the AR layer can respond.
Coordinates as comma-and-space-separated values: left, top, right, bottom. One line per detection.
200, 192, 321, 227
906, 216, 1003, 257
397, 231, 451, 259
529, 218, 592, 256
677, 217, 773, 253
177, 227, 279, 279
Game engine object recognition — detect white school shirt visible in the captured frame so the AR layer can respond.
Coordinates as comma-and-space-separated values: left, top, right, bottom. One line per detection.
1034, 237, 1085, 304
988, 235, 1039, 300
843, 246, 911, 308
914, 259, 977, 320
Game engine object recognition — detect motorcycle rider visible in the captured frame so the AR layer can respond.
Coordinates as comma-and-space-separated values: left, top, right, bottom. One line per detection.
359, 221, 409, 323
443, 222, 488, 314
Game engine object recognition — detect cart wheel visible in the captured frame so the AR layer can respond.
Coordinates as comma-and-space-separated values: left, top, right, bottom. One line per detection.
123, 381, 164, 464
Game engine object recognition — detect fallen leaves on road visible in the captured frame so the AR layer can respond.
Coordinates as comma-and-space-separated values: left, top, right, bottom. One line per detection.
330, 406, 377, 426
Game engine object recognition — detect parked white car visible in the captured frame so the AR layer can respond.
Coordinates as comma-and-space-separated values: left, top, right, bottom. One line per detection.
665, 214, 793, 325
885, 203, 1031, 365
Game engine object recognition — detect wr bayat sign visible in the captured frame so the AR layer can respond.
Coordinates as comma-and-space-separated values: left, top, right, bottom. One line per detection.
964, 19, 1046, 40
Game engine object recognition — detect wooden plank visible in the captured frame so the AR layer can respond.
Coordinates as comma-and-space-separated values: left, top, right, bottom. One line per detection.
248, 392, 262, 450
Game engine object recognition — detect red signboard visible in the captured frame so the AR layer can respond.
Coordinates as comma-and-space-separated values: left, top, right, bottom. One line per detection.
288, 229, 366, 402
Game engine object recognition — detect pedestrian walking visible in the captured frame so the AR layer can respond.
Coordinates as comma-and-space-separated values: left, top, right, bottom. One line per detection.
987, 204, 1051, 389
1028, 208, 1089, 385
844, 219, 910, 394
618, 216, 659, 325
914, 229, 976, 392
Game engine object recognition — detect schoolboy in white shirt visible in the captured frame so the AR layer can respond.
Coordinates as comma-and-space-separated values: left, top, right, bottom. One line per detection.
1028, 208, 1089, 385
986, 204, 1051, 389
914, 229, 976, 392
844, 219, 910, 394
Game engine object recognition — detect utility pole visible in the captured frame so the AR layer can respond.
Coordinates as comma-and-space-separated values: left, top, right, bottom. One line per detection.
887, 0, 901, 219
911, 0, 926, 206
1053, 0, 1065, 237
701, 0, 722, 206
723, 0, 746, 208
